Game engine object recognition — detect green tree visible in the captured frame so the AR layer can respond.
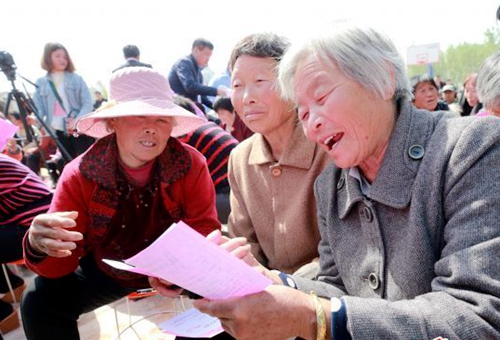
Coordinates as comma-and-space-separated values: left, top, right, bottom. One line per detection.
408, 27, 500, 87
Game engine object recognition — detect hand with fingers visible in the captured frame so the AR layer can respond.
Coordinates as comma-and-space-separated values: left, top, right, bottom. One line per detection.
148, 277, 184, 299
207, 229, 281, 284
28, 211, 83, 257
194, 285, 318, 340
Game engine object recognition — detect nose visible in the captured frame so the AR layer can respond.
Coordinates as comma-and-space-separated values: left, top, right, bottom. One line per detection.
144, 127, 157, 134
143, 121, 157, 134
304, 108, 323, 138
309, 109, 323, 131
242, 86, 256, 105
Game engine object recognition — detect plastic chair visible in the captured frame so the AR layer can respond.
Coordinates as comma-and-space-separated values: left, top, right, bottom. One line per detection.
1, 259, 26, 304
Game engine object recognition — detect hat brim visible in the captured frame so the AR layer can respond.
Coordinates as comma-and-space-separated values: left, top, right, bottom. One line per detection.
75, 98, 205, 138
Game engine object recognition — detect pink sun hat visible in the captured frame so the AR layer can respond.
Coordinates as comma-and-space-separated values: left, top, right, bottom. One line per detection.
75, 67, 204, 138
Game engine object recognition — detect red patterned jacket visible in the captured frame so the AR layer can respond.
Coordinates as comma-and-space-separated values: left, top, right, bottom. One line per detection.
24, 134, 219, 279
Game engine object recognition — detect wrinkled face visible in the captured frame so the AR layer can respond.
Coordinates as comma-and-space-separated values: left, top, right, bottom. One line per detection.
294, 56, 394, 170
110, 116, 173, 168
50, 49, 68, 72
231, 55, 295, 136
193, 46, 213, 68
465, 80, 479, 107
413, 82, 439, 111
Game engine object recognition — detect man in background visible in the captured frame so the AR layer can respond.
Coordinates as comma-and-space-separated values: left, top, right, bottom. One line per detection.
441, 84, 457, 105
168, 38, 230, 110
112, 44, 152, 73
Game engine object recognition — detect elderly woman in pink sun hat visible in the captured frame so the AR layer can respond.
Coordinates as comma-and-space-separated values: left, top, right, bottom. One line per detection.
20, 67, 221, 340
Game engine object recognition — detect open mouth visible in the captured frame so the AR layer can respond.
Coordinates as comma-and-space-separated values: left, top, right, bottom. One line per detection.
140, 141, 156, 147
323, 133, 344, 151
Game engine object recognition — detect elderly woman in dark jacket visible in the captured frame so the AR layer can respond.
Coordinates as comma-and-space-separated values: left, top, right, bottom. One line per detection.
194, 22, 500, 340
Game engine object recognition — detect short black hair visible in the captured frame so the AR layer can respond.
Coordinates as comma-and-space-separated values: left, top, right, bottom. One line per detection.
192, 38, 214, 51
213, 97, 234, 113
123, 45, 140, 58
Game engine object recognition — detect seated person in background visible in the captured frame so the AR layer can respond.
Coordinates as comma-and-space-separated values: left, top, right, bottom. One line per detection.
92, 89, 107, 110
175, 95, 239, 224
0, 112, 22, 161
227, 32, 330, 277
476, 51, 500, 117
441, 84, 462, 115
410, 74, 450, 112
461, 72, 483, 115
7, 111, 56, 175
194, 21, 500, 340
21, 67, 219, 340
0, 154, 52, 335
1, 137, 22, 161
213, 96, 253, 142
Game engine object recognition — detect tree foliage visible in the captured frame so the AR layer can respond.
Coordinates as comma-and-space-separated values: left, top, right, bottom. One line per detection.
407, 27, 500, 87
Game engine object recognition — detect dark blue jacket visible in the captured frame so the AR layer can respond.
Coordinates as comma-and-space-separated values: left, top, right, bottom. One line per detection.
112, 58, 152, 73
168, 54, 218, 108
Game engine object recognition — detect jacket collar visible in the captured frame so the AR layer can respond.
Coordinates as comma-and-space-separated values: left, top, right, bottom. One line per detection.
338, 101, 437, 218
248, 123, 318, 169
80, 134, 191, 190
189, 54, 201, 72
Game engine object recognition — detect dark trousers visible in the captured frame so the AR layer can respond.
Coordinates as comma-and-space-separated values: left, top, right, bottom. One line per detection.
0, 225, 25, 292
215, 190, 230, 225
21, 256, 135, 340
55, 130, 94, 160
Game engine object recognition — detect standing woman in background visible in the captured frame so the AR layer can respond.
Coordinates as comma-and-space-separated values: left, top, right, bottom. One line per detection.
33, 42, 94, 161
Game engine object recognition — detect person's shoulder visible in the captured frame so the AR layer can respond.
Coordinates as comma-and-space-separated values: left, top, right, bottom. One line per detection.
180, 141, 207, 165
172, 55, 192, 66
0, 153, 23, 167
315, 162, 339, 191
431, 114, 500, 159
230, 133, 258, 158
436, 112, 500, 132
65, 71, 87, 84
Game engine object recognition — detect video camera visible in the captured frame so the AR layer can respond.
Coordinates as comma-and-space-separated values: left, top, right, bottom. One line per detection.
0, 50, 17, 82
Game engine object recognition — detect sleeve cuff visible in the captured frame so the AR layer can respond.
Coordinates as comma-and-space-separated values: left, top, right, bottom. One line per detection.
24, 240, 48, 263
271, 270, 297, 289
331, 297, 350, 340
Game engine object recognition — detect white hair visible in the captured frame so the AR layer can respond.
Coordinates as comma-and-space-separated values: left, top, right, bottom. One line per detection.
278, 21, 412, 103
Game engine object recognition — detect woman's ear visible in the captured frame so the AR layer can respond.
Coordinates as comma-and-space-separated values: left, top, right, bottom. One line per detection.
106, 118, 116, 131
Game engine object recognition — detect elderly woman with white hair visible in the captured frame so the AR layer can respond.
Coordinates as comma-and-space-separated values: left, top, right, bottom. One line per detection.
21, 67, 221, 340
476, 50, 500, 117
194, 22, 500, 340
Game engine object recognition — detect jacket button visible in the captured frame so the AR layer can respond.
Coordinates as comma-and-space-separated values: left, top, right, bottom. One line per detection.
270, 164, 282, 177
368, 272, 380, 289
362, 206, 373, 222
408, 145, 425, 160
337, 177, 345, 189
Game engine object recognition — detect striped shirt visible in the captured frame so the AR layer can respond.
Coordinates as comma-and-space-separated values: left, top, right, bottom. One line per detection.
0, 154, 53, 227
177, 122, 239, 193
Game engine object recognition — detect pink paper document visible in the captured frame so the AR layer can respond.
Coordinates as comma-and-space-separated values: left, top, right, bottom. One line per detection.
104, 221, 271, 337
105, 220, 271, 299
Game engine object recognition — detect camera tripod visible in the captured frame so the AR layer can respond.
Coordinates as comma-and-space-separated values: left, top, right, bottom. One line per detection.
4, 80, 72, 184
